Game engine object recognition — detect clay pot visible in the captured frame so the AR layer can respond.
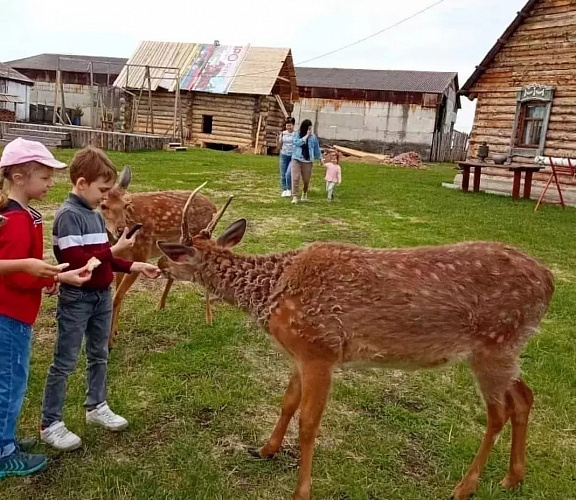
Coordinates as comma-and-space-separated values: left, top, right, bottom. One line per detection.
492, 154, 507, 165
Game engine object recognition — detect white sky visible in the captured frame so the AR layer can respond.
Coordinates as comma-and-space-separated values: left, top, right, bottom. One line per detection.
2, 0, 527, 132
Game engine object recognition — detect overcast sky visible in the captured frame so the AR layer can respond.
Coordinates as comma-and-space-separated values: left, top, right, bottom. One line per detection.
2, 0, 527, 131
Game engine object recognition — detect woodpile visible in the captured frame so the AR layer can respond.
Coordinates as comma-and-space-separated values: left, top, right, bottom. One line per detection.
390, 152, 423, 168
331, 144, 424, 167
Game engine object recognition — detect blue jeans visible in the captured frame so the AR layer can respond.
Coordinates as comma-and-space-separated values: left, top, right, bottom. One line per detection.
41, 287, 112, 428
0, 314, 32, 458
279, 154, 292, 191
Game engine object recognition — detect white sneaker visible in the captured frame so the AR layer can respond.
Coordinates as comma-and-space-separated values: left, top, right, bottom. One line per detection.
40, 421, 82, 451
291, 196, 298, 204
301, 192, 309, 202
285, 190, 291, 196
86, 402, 128, 431
281, 190, 290, 197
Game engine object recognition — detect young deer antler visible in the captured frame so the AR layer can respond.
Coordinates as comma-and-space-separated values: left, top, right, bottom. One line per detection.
180, 181, 207, 245
158, 225, 554, 500
201, 194, 234, 237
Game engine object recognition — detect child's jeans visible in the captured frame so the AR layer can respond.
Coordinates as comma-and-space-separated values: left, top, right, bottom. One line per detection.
41, 287, 112, 428
0, 314, 32, 457
279, 154, 292, 191
326, 181, 337, 200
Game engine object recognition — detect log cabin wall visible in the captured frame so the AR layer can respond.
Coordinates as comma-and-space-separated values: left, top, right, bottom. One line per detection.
188, 92, 257, 149
466, 0, 576, 165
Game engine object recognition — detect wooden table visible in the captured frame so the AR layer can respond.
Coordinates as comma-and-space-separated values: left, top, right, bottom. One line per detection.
457, 161, 544, 200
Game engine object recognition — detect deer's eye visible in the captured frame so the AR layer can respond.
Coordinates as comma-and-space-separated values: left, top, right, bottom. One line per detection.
101, 204, 108, 210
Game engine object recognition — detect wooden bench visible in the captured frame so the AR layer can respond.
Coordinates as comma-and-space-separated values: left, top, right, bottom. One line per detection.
457, 161, 544, 200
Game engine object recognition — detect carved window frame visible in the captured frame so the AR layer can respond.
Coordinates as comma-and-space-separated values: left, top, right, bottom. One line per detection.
510, 84, 554, 158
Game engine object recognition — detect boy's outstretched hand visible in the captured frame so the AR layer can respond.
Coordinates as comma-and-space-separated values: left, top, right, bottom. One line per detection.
58, 266, 93, 286
130, 261, 161, 279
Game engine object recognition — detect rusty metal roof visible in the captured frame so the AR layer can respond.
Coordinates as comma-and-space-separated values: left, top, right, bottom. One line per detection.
0, 62, 33, 84
295, 67, 458, 94
460, 0, 540, 96
114, 41, 297, 96
5, 54, 127, 75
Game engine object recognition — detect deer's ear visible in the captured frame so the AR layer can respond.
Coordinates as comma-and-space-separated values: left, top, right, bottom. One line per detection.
117, 166, 132, 191
216, 219, 246, 248
157, 241, 196, 263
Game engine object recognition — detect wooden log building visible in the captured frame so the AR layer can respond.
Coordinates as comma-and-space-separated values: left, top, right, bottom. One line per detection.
115, 41, 298, 154
459, 0, 576, 194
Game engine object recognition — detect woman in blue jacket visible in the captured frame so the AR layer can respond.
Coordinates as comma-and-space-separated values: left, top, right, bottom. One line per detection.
290, 119, 322, 204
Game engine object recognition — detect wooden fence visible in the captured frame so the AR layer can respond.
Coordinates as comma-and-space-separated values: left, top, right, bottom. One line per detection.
430, 129, 469, 163
0, 122, 171, 152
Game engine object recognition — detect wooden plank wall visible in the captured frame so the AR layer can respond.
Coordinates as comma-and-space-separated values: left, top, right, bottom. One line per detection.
467, 0, 576, 164
130, 90, 190, 137
431, 129, 469, 162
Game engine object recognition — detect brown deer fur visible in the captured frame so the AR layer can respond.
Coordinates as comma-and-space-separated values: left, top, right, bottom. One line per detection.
99, 168, 217, 348
158, 220, 554, 500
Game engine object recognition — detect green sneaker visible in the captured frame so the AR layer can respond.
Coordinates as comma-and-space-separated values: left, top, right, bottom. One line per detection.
0, 449, 47, 478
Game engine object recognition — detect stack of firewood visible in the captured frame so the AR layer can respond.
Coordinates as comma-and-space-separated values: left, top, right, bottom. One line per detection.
390, 152, 422, 167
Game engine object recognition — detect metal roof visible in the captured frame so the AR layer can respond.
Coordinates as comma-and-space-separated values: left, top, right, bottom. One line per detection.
0, 62, 33, 84
295, 67, 458, 94
0, 94, 24, 103
114, 41, 297, 96
5, 54, 127, 75
460, 0, 540, 96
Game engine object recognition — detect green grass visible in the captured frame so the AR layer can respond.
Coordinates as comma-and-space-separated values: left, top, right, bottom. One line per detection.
1, 148, 576, 499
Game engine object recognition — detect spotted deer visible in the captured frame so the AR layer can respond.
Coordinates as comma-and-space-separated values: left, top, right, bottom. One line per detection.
157, 220, 554, 500
99, 167, 218, 349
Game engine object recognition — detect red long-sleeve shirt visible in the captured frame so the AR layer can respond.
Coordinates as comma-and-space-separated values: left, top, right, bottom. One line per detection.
0, 200, 54, 325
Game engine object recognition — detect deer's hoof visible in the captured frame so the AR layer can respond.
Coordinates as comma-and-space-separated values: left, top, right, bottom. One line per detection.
247, 447, 275, 460
501, 474, 523, 491
451, 481, 476, 500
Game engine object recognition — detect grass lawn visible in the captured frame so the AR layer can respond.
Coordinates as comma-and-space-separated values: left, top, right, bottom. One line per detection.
1, 148, 575, 500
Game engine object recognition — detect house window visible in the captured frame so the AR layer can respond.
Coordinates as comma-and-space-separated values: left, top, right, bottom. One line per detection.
516, 102, 547, 148
202, 115, 213, 134
511, 84, 554, 157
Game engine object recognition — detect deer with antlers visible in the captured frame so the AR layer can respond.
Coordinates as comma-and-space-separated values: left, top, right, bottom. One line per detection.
157, 219, 554, 500
99, 167, 224, 349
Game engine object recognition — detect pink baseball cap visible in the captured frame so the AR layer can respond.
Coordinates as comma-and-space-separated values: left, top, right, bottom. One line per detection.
0, 137, 67, 169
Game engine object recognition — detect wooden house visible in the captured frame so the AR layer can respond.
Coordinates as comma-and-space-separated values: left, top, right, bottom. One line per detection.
0, 62, 33, 122
115, 41, 298, 154
459, 0, 576, 198
294, 67, 462, 160
6, 53, 127, 126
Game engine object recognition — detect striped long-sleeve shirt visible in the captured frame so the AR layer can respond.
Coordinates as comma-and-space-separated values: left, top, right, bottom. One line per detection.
53, 193, 132, 289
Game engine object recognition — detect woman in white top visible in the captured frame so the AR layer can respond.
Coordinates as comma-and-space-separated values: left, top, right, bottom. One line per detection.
278, 117, 295, 197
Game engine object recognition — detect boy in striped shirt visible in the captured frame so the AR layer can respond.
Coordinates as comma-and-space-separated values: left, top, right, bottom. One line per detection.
40, 147, 160, 451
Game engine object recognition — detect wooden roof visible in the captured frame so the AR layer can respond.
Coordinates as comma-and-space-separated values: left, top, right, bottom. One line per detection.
460, 0, 541, 97
114, 41, 298, 98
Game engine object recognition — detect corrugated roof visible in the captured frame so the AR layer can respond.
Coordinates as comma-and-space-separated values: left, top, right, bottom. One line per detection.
295, 67, 458, 94
0, 93, 24, 103
460, 0, 540, 96
5, 53, 127, 75
114, 41, 296, 96
0, 62, 33, 84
